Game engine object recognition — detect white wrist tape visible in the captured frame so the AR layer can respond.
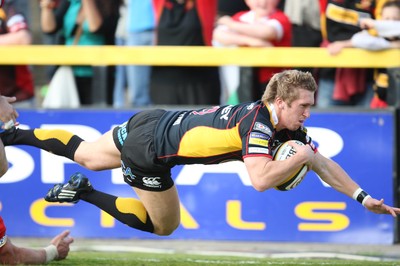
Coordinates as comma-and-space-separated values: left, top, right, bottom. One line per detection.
44, 244, 58, 263
362, 195, 372, 207
352, 188, 363, 200
352, 187, 371, 206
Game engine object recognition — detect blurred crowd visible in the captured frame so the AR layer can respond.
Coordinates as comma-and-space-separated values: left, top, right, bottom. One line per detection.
0, 0, 399, 109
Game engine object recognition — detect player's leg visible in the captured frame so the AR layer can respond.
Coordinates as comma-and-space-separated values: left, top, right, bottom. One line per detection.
0, 126, 121, 171
81, 185, 180, 236
46, 173, 180, 236
132, 186, 180, 235
73, 130, 121, 170
0, 127, 84, 161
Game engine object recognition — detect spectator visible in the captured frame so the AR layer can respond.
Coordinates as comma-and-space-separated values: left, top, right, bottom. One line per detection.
126, 0, 155, 107
327, 0, 400, 108
284, 0, 323, 79
39, 0, 121, 106
150, 0, 221, 105
360, 14, 400, 36
218, 0, 249, 17
213, 0, 292, 102
113, 0, 155, 108
112, 0, 128, 108
317, 0, 379, 108
215, 0, 249, 105
39, 0, 67, 98
0, 1, 35, 107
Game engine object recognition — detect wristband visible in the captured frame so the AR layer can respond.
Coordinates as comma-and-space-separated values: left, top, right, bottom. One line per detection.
352, 188, 371, 206
44, 244, 58, 263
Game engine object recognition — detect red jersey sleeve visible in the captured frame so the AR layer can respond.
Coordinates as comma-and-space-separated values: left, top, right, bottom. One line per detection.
0, 216, 7, 248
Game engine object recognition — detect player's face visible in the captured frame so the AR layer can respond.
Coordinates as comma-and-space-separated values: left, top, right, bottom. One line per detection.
279, 89, 314, 131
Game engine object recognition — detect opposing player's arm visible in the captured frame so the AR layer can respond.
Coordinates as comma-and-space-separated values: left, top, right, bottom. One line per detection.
0, 230, 73, 265
0, 139, 8, 177
0, 240, 47, 265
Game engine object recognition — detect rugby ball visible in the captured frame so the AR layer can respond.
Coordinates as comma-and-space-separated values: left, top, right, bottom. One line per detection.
273, 140, 308, 191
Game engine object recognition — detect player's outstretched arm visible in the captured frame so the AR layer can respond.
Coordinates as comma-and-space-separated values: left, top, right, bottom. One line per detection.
311, 152, 400, 216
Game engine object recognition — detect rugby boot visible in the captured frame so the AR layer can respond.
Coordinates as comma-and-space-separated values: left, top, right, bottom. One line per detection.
45, 172, 93, 203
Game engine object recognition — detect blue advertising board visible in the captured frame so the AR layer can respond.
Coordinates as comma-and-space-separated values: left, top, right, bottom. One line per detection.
0, 109, 395, 244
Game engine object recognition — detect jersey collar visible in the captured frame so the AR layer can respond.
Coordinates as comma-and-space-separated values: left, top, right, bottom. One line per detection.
267, 102, 279, 127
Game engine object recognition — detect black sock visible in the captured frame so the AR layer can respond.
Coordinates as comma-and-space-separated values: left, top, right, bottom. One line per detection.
80, 190, 154, 233
1, 128, 83, 161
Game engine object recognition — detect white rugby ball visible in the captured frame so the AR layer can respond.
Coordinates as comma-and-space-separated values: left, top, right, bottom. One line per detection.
273, 140, 308, 191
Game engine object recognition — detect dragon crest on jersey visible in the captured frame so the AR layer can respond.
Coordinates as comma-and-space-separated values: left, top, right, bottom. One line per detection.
121, 160, 136, 183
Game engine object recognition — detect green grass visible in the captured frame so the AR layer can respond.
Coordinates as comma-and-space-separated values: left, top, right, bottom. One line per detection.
42, 251, 400, 266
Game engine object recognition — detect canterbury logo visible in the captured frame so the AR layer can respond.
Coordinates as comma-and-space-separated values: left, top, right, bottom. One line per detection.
142, 177, 162, 188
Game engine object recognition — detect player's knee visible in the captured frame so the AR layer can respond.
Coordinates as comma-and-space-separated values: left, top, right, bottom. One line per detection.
0, 161, 8, 178
153, 221, 179, 236
80, 161, 103, 171
74, 154, 102, 171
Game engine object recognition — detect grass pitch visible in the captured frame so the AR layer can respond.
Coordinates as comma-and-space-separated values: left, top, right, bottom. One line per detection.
43, 251, 400, 266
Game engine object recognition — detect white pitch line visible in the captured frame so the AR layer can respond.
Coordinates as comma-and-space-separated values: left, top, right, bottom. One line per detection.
71, 245, 396, 262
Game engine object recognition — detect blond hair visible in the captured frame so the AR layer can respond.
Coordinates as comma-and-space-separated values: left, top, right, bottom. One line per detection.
261, 70, 317, 106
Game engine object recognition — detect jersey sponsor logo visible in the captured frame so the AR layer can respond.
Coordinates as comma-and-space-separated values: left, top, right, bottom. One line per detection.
142, 177, 162, 188
246, 103, 255, 110
248, 147, 269, 154
249, 138, 268, 146
0, 236, 7, 248
220, 105, 233, 120
253, 122, 272, 136
173, 112, 186, 126
116, 122, 128, 146
191, 106, 219, 116
249, 132, 269, 146
250, 132, 269, 140
121, 161, 135, 183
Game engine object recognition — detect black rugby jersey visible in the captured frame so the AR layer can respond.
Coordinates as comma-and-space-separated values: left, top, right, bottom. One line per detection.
153, 100, 311, 167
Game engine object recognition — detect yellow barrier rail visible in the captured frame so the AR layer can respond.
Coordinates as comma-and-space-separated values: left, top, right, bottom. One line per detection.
1, 45, 399, 68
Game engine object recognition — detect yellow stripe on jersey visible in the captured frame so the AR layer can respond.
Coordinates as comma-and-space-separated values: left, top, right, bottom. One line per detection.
178, 125, 242, 157
326, 3, 361, 26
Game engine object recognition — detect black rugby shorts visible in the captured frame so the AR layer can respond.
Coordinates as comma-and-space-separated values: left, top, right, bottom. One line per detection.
112, 109, 174, 191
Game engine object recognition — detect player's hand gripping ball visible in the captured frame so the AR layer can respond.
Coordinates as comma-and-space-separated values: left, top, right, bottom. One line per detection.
273, 140, 309, 191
